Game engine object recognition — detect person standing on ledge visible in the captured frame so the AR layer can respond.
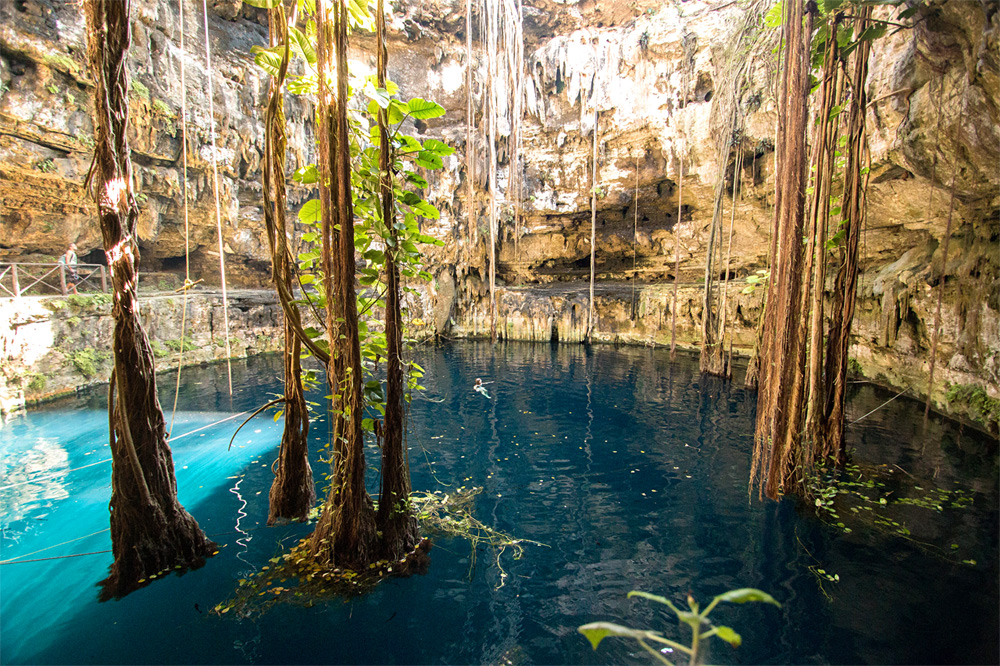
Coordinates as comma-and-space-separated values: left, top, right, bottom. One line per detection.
60, 243, 79, 294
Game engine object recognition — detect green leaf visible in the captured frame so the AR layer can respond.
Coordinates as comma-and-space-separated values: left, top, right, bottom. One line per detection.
250, 45, 284, 78
406, 97, 446, 119
294, 164, 319, 184
415, 151, 443, 170
288, 26, 317, 66
363, 84, 392, 109
388, 99, 407, 124
422, 138, 454, 156
713, 625, 742, 647
243, 0, 281, 7
577, 623, 655, 651
406, 172, 428, 187
412, 200, 440, 219
764, 1, 783, 28
711, 588, 781, 607
298, 199, 322, 224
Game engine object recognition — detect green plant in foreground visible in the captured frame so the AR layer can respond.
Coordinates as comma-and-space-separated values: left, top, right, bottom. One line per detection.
579, 587, 780, 666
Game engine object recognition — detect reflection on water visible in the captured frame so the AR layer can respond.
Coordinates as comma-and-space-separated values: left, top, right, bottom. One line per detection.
1, 439, 71, 527
0, 344, 996, 665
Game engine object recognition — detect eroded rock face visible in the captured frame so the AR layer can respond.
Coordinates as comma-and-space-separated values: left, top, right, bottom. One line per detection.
1, 0, 997, 424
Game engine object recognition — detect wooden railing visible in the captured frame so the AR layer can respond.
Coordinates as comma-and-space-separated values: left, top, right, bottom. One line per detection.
0, 263, 108, 297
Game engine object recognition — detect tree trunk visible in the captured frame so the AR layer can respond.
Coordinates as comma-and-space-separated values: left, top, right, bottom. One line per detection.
261, 4, 315, 525
309, 0, 377, 570
822, 6, 873, 462
750, 0, 812, 500
376, 0, 419, 560
85, 0, 214, 601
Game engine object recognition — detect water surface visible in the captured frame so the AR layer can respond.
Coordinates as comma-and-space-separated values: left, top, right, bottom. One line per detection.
1, 342, 996, 664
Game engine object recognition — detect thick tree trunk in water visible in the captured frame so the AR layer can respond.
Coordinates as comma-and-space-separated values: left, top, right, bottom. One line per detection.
262, 6, 314, 525
822, 7, 872, 462
85, 0, 214, 601
751, 0, 812, 500
376, 0, 419, 560
803, 24, 841, 449
309, 0, 377, 569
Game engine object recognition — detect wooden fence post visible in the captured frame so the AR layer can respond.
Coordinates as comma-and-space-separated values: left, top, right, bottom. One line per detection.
12, 264, 21, 297
59, 264, 67, 295
100, 265, 108, 293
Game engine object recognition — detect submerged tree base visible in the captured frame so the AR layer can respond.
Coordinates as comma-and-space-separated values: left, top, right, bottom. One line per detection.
213, 537, 432, 617
213, 486, 542, 617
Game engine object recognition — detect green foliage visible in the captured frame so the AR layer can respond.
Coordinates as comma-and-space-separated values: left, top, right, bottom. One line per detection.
130, 78, 150, 100
150, 340, 169, 359
69, 348, 107, 379
45, 83, 59, 95
806, 459, 974, 554
152, 98, 175, 118
35, 158, 56, 174
847, 357, 863, 377
580, 588, 780, 664
43, 54, 78, 75
67, 293, 111, 310
253, 12, 448, 428
945, 383, 1000, 430
164, 336, 197, 353
75, 134, 96, 150
742, 269, 769, 295
26, 373, 47, 393
0, 81, 10, 96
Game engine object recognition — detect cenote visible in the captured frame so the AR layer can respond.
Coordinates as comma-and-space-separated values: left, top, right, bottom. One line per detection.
1, 343, 997, 665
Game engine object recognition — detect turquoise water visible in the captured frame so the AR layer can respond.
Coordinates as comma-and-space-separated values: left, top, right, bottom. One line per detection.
1, 342, 996, 664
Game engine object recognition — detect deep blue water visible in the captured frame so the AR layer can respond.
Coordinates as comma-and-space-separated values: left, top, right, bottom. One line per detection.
1, 342, 997, 665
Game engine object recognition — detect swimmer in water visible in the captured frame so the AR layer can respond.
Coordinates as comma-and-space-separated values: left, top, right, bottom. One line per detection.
474, 377, 492, 399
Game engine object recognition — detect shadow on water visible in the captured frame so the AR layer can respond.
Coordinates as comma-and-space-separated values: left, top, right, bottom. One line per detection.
0, 342, 996, 665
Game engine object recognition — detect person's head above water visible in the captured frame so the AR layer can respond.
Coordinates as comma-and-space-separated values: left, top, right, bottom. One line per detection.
475, 378, 482, 386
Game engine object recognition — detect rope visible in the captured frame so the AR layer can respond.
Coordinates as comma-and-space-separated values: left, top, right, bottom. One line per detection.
201, 0, 234, 396
170, 0, 193, 436
0, 526, 271, 566
0, 528, 110, 564
848, 389, 907, 425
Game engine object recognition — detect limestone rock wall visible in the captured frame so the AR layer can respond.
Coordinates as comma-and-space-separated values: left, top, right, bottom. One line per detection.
0, 290, 283, 415
0, 0, 997, 427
